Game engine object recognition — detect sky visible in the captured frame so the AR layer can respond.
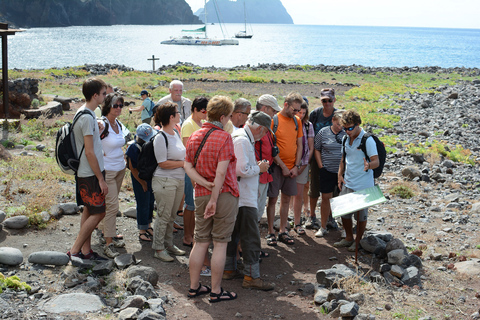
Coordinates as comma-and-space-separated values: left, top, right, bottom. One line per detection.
185, 0, 480, 29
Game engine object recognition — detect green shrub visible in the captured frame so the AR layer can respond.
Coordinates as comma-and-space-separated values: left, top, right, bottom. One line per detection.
390, 185, 415, 199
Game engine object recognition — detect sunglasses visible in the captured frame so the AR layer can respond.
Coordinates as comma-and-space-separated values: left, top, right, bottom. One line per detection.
321, 99, 333, 103
112, 104, 124, 109
200, 109, 207, 113
343, 124, 357, 131
291, 106, 300, 113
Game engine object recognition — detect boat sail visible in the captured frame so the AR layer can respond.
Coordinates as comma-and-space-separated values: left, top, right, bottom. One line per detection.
161, 0, 238, 46
235, 0, 253, 39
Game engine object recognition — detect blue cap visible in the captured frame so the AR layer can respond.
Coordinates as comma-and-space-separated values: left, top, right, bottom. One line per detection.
140, 90, 148, 96
136, 123, 157, 141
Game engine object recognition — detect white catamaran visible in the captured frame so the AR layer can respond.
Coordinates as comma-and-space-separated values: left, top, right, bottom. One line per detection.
161, 0, 238, 46
235, 0, 253, 39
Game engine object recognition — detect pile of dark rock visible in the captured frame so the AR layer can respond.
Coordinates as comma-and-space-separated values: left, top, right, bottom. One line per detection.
0, 78, 40, 118
82, 64, 135, 75
313, 233, 422, 319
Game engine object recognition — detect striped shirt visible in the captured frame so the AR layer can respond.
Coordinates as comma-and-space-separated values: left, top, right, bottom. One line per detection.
314, 126, 346, 173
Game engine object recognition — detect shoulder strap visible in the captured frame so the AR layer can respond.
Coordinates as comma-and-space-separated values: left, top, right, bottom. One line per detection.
100, 116, 110, 140
159, 130, 168, 149
293, 116, 298, 131
73, 110, 95, 162
359, 133, 371, 161
193, 128, 217, 168
272, 114, 278, 134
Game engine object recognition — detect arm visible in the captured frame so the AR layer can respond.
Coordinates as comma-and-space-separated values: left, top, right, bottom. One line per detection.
235, 137, 260, 178
129, 105, 144, 112
128, 157, 148, 192
184, 161, 214, 191
273, 155, 290, 177
289, 136, 303, 178
307, 135, 314, 164
364, 155, 379, 171
204, 160, 230, 219
158, 160, 184, 170
84, 135, 108, 195
314, 149, 323, 169
337, 154, 345, 190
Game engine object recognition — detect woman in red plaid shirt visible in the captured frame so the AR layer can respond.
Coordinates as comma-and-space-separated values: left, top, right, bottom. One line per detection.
184, 95, 240, 303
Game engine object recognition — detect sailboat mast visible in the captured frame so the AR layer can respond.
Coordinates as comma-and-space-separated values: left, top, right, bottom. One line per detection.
243, 0, 247, 32
204, 0, 208, 38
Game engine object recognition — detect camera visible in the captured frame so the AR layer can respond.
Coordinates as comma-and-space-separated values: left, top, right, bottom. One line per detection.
272, 146, 279, 158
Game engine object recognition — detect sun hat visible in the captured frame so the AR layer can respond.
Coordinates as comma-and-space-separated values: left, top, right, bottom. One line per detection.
136, 123, 157, 141
257, 94, 281, 112
249, 111, 273, 133
320, 88, 335, 100
140, 90, 149, 96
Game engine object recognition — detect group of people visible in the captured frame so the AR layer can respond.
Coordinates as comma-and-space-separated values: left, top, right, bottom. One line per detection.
67, 78, 379, 303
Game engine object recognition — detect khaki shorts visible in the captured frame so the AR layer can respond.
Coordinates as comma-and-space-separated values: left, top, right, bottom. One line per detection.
194, 192, 239, 243
339, 186, 368, 222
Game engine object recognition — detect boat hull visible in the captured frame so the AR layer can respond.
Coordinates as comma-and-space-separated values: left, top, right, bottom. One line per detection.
161, 38, 238, 46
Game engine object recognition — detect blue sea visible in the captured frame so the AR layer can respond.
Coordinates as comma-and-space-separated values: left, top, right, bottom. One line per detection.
5, 24, 480, 70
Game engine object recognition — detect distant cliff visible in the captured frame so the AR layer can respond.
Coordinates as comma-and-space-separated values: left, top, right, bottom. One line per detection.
195, 0, 293, 24
0, 0, 201, 28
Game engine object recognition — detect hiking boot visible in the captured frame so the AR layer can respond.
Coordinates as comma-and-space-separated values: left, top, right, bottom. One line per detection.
333, 239, 354, 248
104, 243, 119, 258
154, 250, 174, 262
66, 251, 84, 260
83, 250, 108, 261
166, 245, 186, 256
222, 270, 243, 280
326, 216, 339, 230
112, 237, 126, 248
348, 242, 359, 252
315, 227, 329, 238
242, 278, 274, 291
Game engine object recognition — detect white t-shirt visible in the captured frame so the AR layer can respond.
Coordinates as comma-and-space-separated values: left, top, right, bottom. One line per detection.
153, 130, 186, 180
100, 118, 126, 171
73, 106, 104, 177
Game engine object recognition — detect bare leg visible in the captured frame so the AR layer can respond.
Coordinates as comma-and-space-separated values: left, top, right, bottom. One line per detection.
293, 183, 304, 226
341, 217, 354, 242
266, 196, 277, 235
303, 181, 310, 218
309, 196, 319, 219
210, 241, 228, 295
183, 208, 195, 244
71, 207, 106, 254
320, 192, 333, 229
356, 220, 367, 245
189, 241, 210, 290
279, 193, 291, 233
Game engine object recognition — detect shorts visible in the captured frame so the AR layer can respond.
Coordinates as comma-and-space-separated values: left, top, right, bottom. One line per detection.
296, 164, 309, 185
339, 186, 368, 222
308, 158, 321, 198
194, 192, 239, 243
267, 164, 297, 198
319, 167, 338, 194
77, 172, 106, 215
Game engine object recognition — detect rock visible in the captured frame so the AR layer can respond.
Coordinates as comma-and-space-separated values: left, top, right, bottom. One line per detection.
370, 271, 384, 283
471, 203, 480, 214
23, 101, 63, 119
354, 314, 376, 320
0, 145, 13, 162
327, 288, 346, 301
367, 231, 393, 242
314, 287, 330, 305
349, 293, 365, 305
135, 281, 159, 299
402, 166, 422, 180
118, 307, 141, 320
0, 211, 6, 223
3, 215, 29, 229
36, 144, 46, 151
300, 283, 315, 296
385, 239, 406, 254
455, 259, 480, 276
119, 295, 147, 310
360, 235, 387, 255
390, 265, 405, 278
39, 211, 51, 223
138, 310, 166, 320
383, 271, 397, 285
316, 264, 357, 287
340, 301, 360, 317
127, 276, 145, 293
50, 202, 79, 218
92, 259, 115, 276
146, 298, 166, 316
403, 254, 423, 268
41, 293, 105, 313
70, 256, 95, 269
0, 247, 24, 266
27, 251, 69, 266
115, 253, 137, 269
388, 249, 406, 265
412, 153, 425, 163
123, 207, 137, 218
127, 266, 159, 286
401, 266, 421, 287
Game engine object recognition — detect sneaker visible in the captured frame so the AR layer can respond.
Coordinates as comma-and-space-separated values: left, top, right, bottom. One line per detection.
315, 227, 329, 238
326, 216, 339, 230
333, 239, 354, 248
166, 245, 186, 256
112, 237, 126, 248
66, 251, 84, 260
304, 217, 317, 230
242, 278, 274, 291
104, 243, 119, 258
222, 270, 243, 280
154, 250, 174, 262
83, 250, 108, 261
347, 242, 358, 252
200, 266, 211, 277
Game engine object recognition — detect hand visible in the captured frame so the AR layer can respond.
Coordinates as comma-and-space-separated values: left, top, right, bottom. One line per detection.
298, 164, 307, 175
338, 175, 345, 191
290, 166, 299, 178
97, 120, 105, 132
204, 200, 216, 219
140, 180, 148, 192
281, 165, 290, 177
258, 160, 269, 173
99, 179, 109, 196
363, 158, 370, 172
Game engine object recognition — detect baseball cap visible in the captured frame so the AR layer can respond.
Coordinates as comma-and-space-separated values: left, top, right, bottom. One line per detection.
140, 90, 149, 96
249, 111, 273, 132
320, 88, 335, 100
136, 123, 157, 141
257, 94, 281, 112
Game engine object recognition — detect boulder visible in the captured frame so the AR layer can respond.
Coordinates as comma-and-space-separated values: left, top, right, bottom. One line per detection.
388, 249, 406, 265
385, 238, 406, 254
3, 215, 29, 229
316, 264, 356, 287
123, 207, 137, 218
41, 293, 105, 313
23, 101, 63, 119
28, 251, 69, 266
92, 260, 116, 276
115, 253, 137, 269
119, 295, 147, 310
340, 301, 360, 317
146, 298, 166, 316
127, 266, 159, 286
360, 235, 387, 256
50, 203, 79, 218
402, 166, 422, 180
401, 266, 421, 287
455, 259, 480, 276
0, 247, 23, 265
314, 287, 330, 305
135, 281, 159, 299
0, 210, 6, 223
118, 307, 141, 320
138, 310, 166, 320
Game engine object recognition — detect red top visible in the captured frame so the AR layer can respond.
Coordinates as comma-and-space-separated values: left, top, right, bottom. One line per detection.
185, 122, 239, 198
255, 132, 274, 184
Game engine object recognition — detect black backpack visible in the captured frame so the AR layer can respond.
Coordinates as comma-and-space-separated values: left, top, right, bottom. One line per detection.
272, 114, 298, 133
137, 129, 179, 180
55, 110, 95, 175
343, 133, 386, 179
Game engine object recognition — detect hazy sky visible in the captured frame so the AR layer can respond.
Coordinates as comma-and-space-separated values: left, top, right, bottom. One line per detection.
185, 0, 480, 29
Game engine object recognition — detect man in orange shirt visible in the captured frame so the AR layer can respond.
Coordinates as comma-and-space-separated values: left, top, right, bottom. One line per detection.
265, 92, 303, 246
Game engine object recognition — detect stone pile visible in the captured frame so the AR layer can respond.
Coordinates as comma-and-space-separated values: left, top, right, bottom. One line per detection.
82, 64, 134, 75
0, 78, 40, 118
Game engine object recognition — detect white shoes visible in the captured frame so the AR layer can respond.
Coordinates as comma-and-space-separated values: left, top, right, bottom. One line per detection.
315, 227, 329, 238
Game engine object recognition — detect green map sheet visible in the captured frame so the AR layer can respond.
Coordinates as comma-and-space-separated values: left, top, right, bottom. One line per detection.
330, 185, 387, 218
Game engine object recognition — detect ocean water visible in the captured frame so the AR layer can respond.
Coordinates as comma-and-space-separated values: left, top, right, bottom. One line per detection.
5, 24, 480, 70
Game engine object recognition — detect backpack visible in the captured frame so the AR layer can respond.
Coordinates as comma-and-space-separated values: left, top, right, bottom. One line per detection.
272, 114, 298, 133
55, 110, 95, 175
150, 100, 159, 117
137, 129, 179, 180
342, 133, 386, 179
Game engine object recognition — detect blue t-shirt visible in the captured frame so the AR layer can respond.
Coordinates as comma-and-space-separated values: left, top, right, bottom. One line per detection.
141, 98, 153, 121
342, 129, 378, 191
125, 142, 141, 168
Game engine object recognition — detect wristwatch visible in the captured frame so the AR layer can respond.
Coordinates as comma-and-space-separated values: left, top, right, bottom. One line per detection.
296, 164, 301, 169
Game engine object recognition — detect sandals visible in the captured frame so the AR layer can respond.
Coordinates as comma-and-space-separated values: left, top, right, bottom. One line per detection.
209, 288, 237, 303
174, 222, 184, 230
277, 232, 295, 245
188, 283, 211, 298
294, 224, 306, 235
177, 210, 184, 217
266, 233, 277, 247
139, 233, 152, 242
183, 242, 193, 248
146, 228, 154, 237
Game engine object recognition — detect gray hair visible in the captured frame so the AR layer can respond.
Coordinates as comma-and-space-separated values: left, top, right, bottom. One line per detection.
234, 98, 251, 113
169, 80, 184, 89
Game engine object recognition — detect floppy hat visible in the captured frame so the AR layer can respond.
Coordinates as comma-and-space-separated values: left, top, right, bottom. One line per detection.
320, 88, 335, 100
249, 111, 273, 133
257, 94, 281, 112
136, 123, 157, 141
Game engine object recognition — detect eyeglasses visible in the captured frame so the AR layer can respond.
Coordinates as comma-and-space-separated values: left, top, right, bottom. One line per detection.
291, 106, 300, 113
322, 99, 333, 103
112, 104, 124, 109
235, 112, 250, 115
343, 124, 357, 131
